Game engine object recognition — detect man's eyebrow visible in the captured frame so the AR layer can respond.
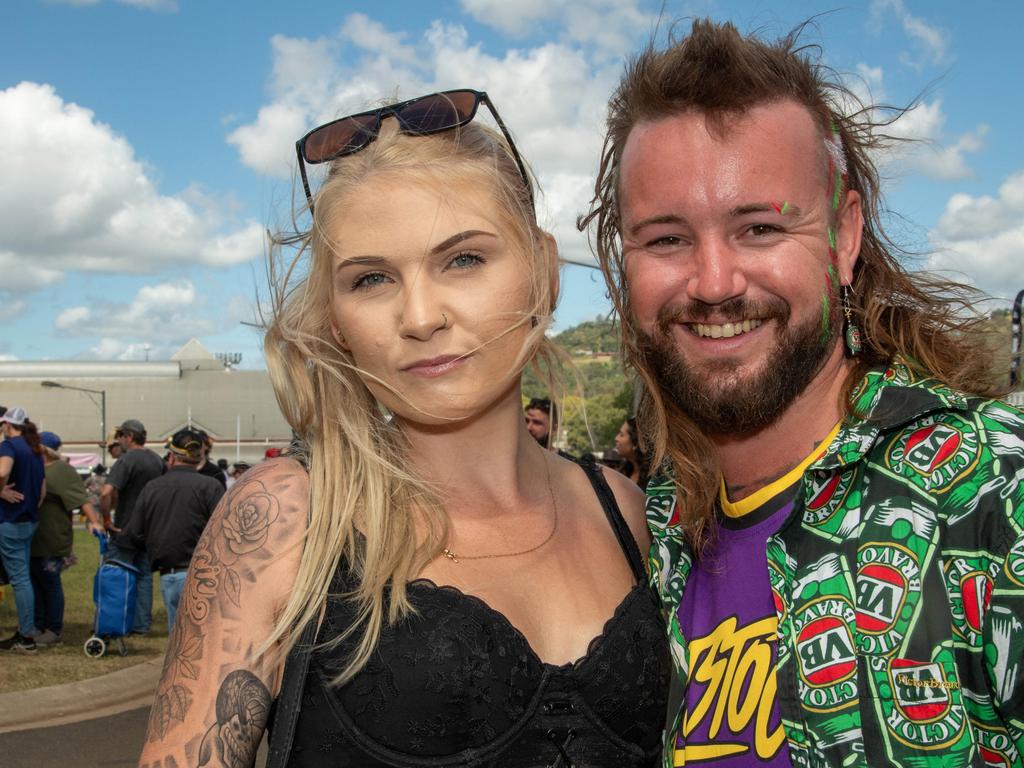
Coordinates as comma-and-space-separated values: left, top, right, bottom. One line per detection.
731, 202, 803, 217
626, 214, 686, 236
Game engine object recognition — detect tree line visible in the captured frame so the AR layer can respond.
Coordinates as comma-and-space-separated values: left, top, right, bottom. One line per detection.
525, 311, 1018, 457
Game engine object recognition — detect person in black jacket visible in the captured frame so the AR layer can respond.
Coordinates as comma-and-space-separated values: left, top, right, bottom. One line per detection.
115, 428, 224, 633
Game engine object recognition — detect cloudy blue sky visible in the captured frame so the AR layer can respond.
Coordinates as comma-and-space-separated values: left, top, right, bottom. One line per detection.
2, 0, 1021, 367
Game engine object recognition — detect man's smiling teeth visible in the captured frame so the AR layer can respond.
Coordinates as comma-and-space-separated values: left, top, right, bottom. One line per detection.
691, 319, 763, 339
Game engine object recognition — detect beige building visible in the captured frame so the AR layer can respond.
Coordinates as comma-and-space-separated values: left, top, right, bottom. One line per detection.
0, 339, 292, 468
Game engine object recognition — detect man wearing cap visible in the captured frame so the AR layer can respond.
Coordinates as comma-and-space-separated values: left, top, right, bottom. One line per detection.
114, 428, 224, 632
101, 418, 164, 635
30, 432, 102, 647
0, 407, 46, 651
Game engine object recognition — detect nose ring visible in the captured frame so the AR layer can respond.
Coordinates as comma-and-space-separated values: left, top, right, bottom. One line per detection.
441, 313, 449, 329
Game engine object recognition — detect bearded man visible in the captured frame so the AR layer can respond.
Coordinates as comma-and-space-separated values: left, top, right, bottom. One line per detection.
581, 19, 1024, 768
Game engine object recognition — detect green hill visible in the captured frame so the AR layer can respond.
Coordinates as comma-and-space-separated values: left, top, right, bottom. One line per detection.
522, 317, 631, 455
550, 318, 621, 356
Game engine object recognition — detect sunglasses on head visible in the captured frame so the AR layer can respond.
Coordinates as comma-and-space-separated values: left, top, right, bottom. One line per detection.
295, 89, 533, 213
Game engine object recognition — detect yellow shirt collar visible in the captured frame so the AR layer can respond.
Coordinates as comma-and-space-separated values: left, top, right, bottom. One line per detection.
719, 421, 842, 519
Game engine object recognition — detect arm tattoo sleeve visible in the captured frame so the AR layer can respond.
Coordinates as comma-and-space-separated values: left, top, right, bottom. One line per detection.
145, 473, 285, 744
197, 670, 272, 768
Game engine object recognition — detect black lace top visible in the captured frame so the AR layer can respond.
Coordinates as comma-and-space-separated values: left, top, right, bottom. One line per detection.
285, 460, 671, 767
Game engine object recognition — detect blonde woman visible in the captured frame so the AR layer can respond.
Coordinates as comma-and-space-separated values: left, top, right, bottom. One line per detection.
139, 90, 670, 767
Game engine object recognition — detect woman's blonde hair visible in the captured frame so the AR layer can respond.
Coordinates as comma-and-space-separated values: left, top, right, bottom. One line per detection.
261, 111, 563, 683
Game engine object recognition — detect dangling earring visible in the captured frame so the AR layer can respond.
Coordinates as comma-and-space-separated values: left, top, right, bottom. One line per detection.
842, 284, 862, 357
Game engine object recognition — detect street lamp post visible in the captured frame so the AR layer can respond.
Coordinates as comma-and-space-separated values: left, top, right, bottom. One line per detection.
40, 380, 107, 462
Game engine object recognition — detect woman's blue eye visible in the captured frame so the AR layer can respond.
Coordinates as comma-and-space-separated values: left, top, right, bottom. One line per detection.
448, 252, 483, 269
352, 272, 388, 290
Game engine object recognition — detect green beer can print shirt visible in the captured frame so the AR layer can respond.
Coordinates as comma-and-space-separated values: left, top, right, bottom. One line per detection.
647, 360, 1024, 767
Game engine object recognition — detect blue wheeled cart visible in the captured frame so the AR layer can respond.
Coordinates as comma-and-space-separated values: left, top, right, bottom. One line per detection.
84, 533, 139, 658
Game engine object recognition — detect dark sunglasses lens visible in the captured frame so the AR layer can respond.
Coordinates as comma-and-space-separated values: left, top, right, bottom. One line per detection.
398, 91, 478, 133
303, 114, 378, 163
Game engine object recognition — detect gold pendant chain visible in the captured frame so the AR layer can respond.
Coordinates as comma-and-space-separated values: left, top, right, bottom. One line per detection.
441, 455, 558, 564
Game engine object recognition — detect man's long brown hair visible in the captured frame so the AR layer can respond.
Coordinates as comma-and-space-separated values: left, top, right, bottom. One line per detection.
578, 19, 1005, 547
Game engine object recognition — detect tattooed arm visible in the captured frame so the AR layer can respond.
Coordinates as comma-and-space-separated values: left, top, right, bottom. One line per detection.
139, 458, 310, 768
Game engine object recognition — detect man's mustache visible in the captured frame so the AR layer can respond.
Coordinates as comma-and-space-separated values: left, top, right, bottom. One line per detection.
653, 297, 791, 336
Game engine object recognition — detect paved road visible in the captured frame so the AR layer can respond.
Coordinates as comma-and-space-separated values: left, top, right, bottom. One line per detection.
4, 706, 270, 768
5, 706, 149, 768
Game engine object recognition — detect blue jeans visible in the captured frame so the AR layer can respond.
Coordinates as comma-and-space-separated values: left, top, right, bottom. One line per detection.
133, 550, 152, 633
0, 521, 38, 636
30, 555, 65, 635
159, 571, 187, 633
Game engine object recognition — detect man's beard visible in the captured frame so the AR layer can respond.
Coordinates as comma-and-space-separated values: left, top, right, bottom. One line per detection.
635, 294, 839, 436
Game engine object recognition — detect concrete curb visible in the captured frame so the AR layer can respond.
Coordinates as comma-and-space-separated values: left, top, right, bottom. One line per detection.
0, 658, 163, 734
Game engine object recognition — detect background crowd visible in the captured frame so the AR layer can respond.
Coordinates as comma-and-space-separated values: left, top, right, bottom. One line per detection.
0, 406, 246, 653
0, 400, 631, 655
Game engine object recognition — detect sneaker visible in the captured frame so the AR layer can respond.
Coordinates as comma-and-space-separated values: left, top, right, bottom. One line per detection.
0, 631, 37, 652
33, 629, 62, 647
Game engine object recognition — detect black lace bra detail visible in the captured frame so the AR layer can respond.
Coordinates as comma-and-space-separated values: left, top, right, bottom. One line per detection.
285, 460, 671, 767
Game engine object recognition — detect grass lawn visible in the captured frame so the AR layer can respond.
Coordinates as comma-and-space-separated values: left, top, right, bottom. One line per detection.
0, 523, 169, 694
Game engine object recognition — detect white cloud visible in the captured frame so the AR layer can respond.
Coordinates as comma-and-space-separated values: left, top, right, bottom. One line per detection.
852, 63, 886, 104
227, 14, 635, 266
55, 306, 91, 328
869, 97, 986, 181
0, 251, 64, 293
55, 280, 214, 341
869, 0, 948, 68
911, 125, 987, 181
86, 338, 135, 359
226, 295, 258, 325
929, 170, 1024, 299
459, 0, 552, 36
340, 13, 417, 63
0, 82, 263, 289
459, 0, 649, 53
83, 338, 175, 361
0, 300, 27, 322
199, 224, 267, 267
227, 102, 308, 178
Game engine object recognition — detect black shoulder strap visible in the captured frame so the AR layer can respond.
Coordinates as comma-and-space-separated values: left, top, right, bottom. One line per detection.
577, 457, 647, 583
265, 615, 317, 768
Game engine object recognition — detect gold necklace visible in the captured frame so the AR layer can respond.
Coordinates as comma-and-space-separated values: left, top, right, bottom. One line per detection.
441, 457, 558, 564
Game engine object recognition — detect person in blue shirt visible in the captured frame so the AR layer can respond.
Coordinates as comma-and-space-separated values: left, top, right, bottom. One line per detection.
0, 406, 46, 652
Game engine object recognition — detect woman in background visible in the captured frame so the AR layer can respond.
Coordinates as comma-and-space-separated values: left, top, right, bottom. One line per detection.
615, 417, 651, 489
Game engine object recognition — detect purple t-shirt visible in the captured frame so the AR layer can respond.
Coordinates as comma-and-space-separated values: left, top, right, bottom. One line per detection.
674, 485, 797, 766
